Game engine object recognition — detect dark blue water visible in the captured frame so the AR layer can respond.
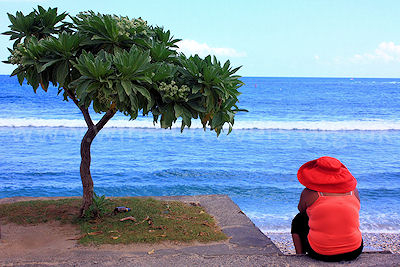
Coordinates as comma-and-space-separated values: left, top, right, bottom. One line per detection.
1, 75, 400, 232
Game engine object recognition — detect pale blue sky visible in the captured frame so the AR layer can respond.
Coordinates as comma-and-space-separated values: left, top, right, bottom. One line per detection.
1, 0, 400, 77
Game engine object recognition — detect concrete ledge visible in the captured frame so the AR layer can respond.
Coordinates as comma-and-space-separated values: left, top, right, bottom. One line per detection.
148, 194, 281, 255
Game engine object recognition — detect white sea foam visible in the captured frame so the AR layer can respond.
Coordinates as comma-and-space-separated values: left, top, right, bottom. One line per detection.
382, 81, 400, 84
1, 118, 400, 131
360, 229, 400, 234
260, 228, 292, 233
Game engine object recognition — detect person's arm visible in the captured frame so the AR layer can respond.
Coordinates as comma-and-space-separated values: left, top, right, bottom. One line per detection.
354, 188, 360, 202
298, 188, 319, 213
297, 189, 308, 213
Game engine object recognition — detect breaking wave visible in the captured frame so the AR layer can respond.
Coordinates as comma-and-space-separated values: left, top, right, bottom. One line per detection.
1, 118, 400, 131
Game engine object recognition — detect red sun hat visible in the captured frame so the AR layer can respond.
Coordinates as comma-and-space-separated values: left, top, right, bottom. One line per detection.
297, 156, 357, 193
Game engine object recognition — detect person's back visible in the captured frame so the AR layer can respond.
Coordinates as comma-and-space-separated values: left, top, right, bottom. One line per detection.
307, 191, 362, 255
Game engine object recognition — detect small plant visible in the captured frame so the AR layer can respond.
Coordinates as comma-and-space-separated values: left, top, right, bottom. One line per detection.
84, 192, 110, 219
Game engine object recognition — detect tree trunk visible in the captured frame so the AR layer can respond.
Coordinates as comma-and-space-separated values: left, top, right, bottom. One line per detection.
79, 127, 96, 217
64, 87, 117, 217
79, 108, 116, 217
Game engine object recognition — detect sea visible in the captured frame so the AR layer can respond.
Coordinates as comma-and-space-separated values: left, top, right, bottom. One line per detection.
1, 75, 400, 233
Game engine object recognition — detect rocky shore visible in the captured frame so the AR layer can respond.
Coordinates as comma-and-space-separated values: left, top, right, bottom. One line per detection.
266, 232, 400, 255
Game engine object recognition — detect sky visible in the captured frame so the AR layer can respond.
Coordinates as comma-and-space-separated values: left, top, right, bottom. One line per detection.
1, 0, 400, 78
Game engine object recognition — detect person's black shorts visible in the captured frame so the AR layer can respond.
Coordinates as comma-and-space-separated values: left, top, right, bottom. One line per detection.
291, 212, 363, 262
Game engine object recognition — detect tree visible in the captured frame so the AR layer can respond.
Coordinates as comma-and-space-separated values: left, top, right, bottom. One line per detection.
3, 6, 245, 216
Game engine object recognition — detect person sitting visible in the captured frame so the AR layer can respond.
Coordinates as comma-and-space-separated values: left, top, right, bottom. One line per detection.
291, 156, 363, 262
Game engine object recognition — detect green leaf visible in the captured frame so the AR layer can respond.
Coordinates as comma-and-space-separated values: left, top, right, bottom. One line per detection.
133, 85, 151, 102
174, 104, 184, 118
56, 61, 68, 85
10, 67, 22, 77
192, 85, 202, 94
134, 75, 152, 84
121, 80, 132, 96
39, 59, 62, 73
86, 82, 98, 93
93, 99, 100, 113
211, 111, 223, 129
205, 91, 215, 112
229, 66, 241, 75
129, 94, 139, 111
223, 97, 237, 109
228, 123, 233, 135
160, 104, 175, 128
116, 82, 126, 102
188, 101, 206, 113
76, 80, 91, 98
174, 104, 191, 127
180, 121, 186, 132
16, 72, 25, 85
132, 38, 151, 49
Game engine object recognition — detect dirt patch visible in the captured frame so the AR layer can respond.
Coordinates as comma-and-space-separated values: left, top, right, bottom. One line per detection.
0, 221, 228, 261
0, 222, 80, 258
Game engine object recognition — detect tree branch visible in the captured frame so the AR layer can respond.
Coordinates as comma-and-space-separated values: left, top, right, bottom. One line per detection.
64, 87, 79, 106
95, 105, 117, 132
64, 85, 116, 132
64, 87, 94, 128
81, 108, 95, 128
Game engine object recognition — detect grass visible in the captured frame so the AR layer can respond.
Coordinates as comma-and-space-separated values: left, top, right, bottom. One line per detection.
0, 197, 227, 245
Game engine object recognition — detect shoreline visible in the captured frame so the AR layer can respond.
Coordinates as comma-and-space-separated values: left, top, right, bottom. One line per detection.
266, 232, 400, 255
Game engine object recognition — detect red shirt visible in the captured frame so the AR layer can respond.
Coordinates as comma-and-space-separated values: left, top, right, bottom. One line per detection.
306, 192, 362, 255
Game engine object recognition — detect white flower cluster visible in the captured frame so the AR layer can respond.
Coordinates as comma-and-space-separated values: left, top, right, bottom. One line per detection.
159, 81, 190, 101
8, 43, 26, 65
114, 16, 150, 37
97, 89, 113, 106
